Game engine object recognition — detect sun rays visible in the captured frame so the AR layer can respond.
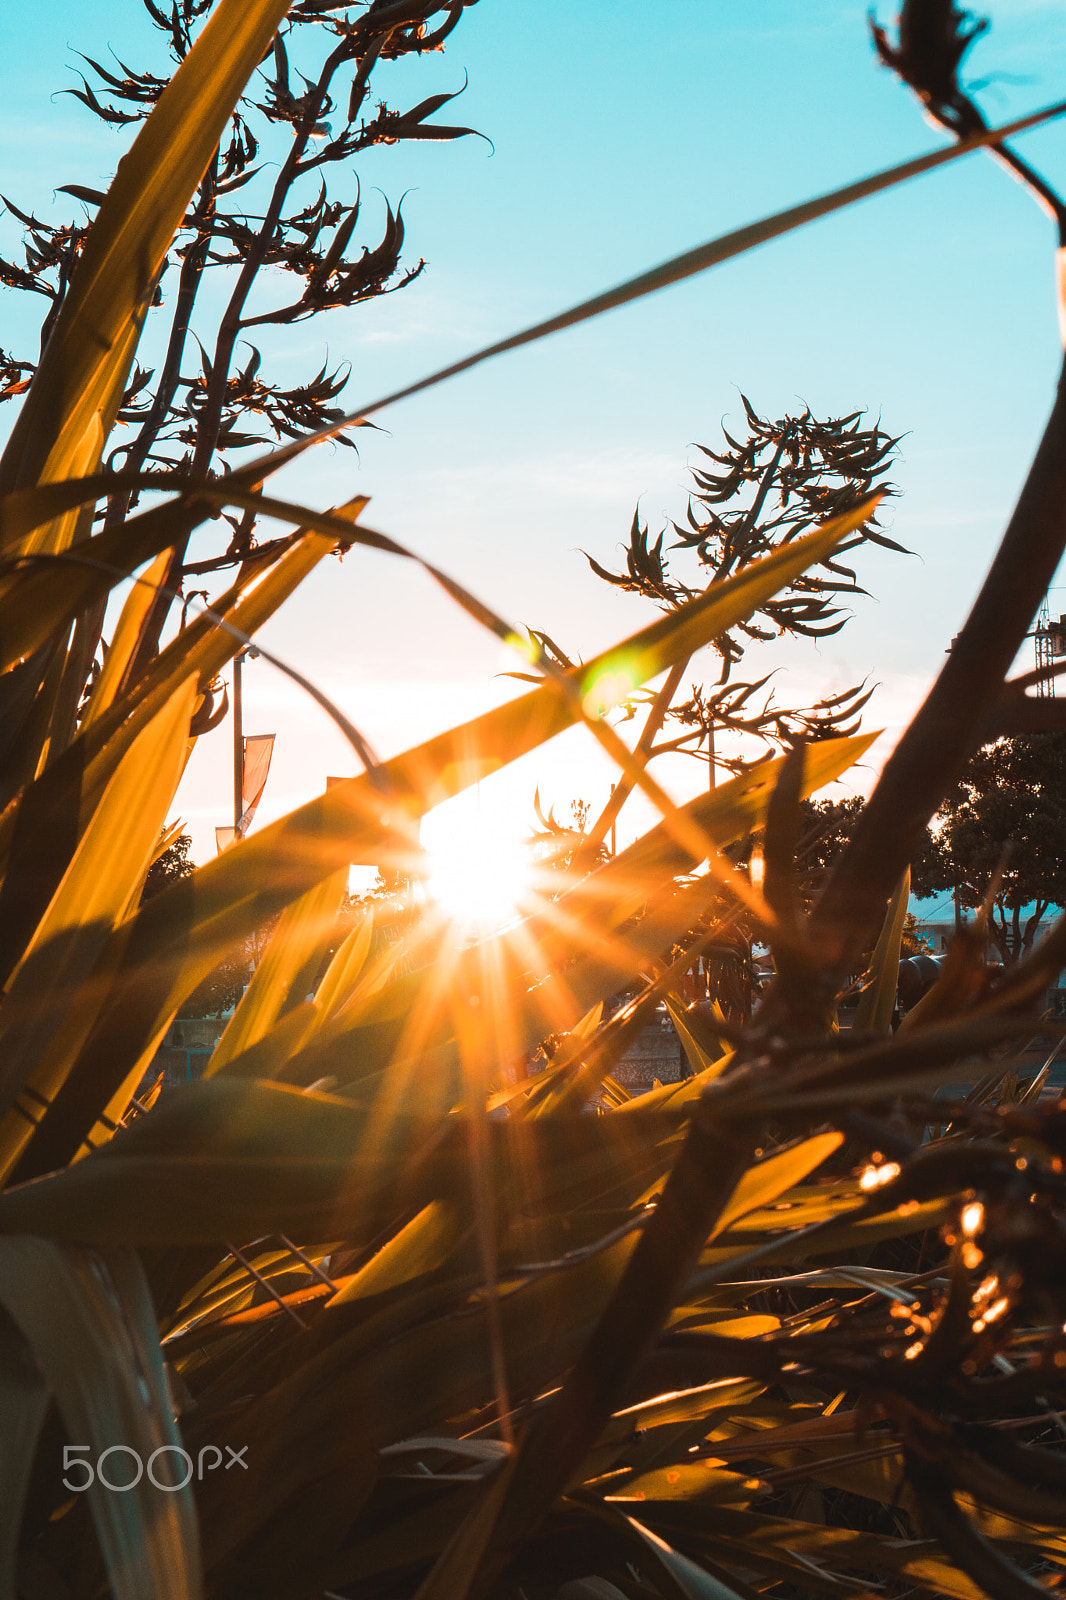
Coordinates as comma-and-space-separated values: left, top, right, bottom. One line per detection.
422, 814, 535, 935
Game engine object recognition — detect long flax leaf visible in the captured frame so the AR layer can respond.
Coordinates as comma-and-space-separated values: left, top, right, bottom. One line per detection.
0, 487, 377, 671
0, 524, 342, 990
177, 733, 874, 1108
0, 677, 197, 1181
97, 504, 878, 987
24, 520, 874, 1173
4, 100, 1056, 519
0, 1240, 200, 1600
226, 101, 1066, 482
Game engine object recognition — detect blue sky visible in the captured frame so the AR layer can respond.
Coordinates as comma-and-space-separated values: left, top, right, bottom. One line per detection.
3, 1, 1066, 862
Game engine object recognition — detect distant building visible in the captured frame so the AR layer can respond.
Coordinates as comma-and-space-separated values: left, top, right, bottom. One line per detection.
612, 1012, 687, 1093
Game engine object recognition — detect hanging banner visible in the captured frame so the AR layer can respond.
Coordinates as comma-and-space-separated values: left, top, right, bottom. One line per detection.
239, 733, 275, 835
215, 826, 235, 854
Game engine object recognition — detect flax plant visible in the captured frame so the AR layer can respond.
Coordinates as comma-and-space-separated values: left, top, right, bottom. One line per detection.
6, 6, 1066, 1600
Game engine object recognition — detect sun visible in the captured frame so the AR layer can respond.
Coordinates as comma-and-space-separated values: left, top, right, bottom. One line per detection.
421, 805, 535, 934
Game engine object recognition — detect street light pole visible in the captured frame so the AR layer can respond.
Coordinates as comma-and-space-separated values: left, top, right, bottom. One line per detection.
228, 643, 244, 832
233, 647, 245, 832
233, 645, 263, 835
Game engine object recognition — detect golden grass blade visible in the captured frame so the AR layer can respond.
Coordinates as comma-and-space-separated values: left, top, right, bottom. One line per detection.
0, 0, 293, 504
150, 816, 187, 866
130, 503, 879, 977
667, 997, 729, 1079
603, 1462, 763, 1505
853, 867, 911, 1035
81, 1046, 175, 1161
326, 1201, 462, 1308
313, 910, 374, 1019
620, 1516, 753, 1600
207, 870, 348, 1076
81, 549, 173, 727
693, 1508, 988, 1600
0, 677, 197, 1181
0, 1239, 200, 1600
163, 1241, 319, 1337
0, 527, 338, 988
203, 1000, 322, 1084
0, 488, 369, 672
0, 500, 200, 671
606, 1378, 766, 1440
0, 471, 382, 567
0, 472, 136, 551
0, 1082, 678, 1244
714, 1134, 844, 1235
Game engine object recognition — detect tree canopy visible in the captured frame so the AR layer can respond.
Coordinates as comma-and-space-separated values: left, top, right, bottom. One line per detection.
913, 732, 1066, 962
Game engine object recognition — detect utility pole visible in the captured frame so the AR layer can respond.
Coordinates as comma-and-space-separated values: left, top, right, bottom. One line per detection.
232, 645, 260, 833
1034, 596, 1065, 698
233, 647, 245, 833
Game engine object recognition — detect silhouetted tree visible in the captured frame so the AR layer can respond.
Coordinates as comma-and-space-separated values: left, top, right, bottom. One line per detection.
913, 732, 1066, 962
140, 831, 195, 902
564, 400, 902, 858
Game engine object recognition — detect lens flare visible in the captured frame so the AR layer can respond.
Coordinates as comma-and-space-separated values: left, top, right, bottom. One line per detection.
422, 808, 534, 934
581, 655, 638, 718
859, 1161, 900, 1191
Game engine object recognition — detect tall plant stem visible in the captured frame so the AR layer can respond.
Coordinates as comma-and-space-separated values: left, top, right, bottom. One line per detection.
117, 164, 219, 495
132, 38, 357, 669
582, 660, 688, 857
988, 143, 1066, 241
810, 357, 1066, 987
106, 167, 218, 693
191, 37, 356, 478
718, 430, 789, 582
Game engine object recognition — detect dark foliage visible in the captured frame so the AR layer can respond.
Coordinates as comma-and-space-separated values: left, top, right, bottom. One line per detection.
141, 833, 249, 1014
585, 400, 901, 784
798, 795, 866, 885
181, 952, 250, 1018
139, 830, 195, 902
914, 732, 1066, 961
870, 0, 1066, 239
590, 398, 901, 665
870, 0, 989, 135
